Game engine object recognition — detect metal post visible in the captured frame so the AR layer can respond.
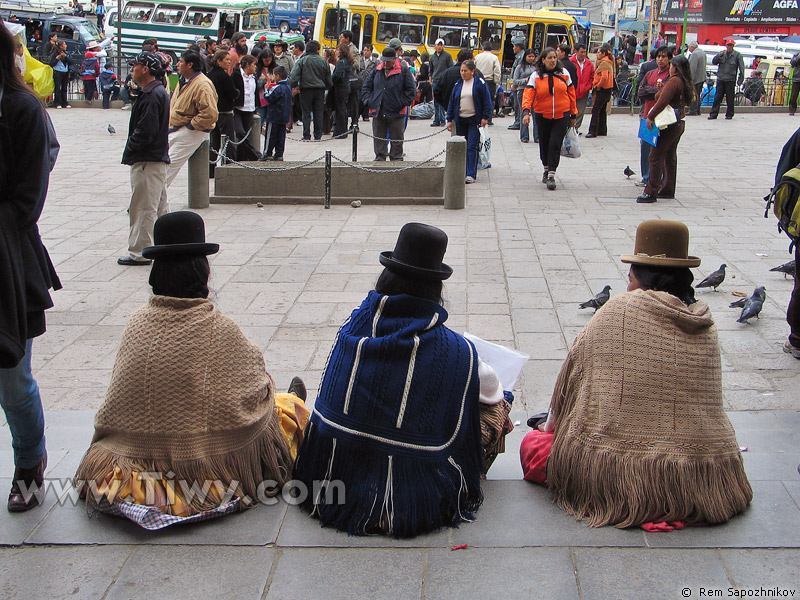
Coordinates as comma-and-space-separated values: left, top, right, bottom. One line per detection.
352, 124, 358, 162
324, 150, 332, 209
248, 114, 261, 158
443, 137, 466, 210
219, 134, 229, 166
187, 139, 210, 209
116, 1, 122, 77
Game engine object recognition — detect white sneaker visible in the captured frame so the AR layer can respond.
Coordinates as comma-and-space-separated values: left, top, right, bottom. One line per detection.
64, 105, 71, 109
55, 106, 62, 109
465, 176, 475, 184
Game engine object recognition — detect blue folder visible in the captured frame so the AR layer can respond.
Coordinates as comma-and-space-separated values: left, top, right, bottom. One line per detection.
638, 118, 659, 147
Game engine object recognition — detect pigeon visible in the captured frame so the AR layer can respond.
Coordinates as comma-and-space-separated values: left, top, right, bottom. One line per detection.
579, 285, 611, 311
623, 165, 635, 179
729, 297, 746, 308
107, 124, 116, 135
696, 263, 727, 291
737, 286, 766, 323
769, 260, 795, 278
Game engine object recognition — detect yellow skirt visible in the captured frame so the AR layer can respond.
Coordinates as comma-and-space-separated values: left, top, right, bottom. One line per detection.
94, 393, 310, 517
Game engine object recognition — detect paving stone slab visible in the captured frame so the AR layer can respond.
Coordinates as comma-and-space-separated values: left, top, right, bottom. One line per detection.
105, 546, 275, 600
450, 480, 646, 548
574, 548, 731, 600
425, 547, 578, 600
265, 548, 424, 600
0, 545, 132, 600
0, 478, 63, 546
644, 481, 800, 549
25, 496, 288, 546
718, 549, 800, 589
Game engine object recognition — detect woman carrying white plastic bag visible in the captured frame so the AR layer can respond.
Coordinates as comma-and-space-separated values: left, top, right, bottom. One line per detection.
446, 60, 493, 184
560, 127, 581, 159
521, 48, 578, 190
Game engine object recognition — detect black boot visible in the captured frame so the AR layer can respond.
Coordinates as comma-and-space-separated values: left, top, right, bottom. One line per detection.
7, 453, 47, 512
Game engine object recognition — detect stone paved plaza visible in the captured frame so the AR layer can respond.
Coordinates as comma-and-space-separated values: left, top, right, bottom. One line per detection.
1, 111, 799, 599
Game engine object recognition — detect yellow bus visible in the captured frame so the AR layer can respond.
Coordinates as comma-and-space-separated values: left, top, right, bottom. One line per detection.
314, 0, 577, 70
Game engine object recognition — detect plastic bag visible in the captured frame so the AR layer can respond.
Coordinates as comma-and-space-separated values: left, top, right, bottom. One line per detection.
463, 332, 529, 391
409, 101, 434, 119
560, 126, 581, 159
477, 126, 491, 170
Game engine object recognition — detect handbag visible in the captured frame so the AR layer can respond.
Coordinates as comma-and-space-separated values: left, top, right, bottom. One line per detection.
653, 105, 678, 129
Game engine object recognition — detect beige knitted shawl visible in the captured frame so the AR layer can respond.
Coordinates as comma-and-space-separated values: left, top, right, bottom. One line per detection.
547, 289, 752, 528
75, 296, 292, 511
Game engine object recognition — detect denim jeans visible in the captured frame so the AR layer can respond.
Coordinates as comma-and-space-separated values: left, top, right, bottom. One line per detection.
433, 102, 446, 126
640, 139, 652, 183
0, 339, 46, 469
455, 115, 480, 178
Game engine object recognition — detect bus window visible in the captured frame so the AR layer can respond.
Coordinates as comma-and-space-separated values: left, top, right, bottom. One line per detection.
351, 13, 361, 46
480, 19, 502, 51
502, 22, 529, 68
123, 2, 155, 21
546, 24, 569, 50
242, 8, 270, 31
428, 16, 478, 48
301, 0, 316, 12
363, 13, 373, 46
377, 13, 425, 45
324, 8, 347, 40
154, 5, 185, 24
183, 7, 216, 27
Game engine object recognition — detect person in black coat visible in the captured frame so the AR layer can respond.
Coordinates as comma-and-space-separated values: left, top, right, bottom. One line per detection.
232, 54, 261, 161
0, 24, 61, 512
331, 43, 354, 137
49, 40, 72, 109
118, 51, 171, 266
207, 49, 239, 175
361, 47, 416, 161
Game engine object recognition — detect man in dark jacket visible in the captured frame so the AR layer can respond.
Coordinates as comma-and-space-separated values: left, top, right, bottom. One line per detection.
789, 52, 800, 116
557, 43, 578, 90
0, 34, 61, 512
429, 38, 454, 126
118, 51, 170, 266
362, 47, 416, 161
709, 39, 745, 120
289, 40, 332, 140
232, 54, 261, 161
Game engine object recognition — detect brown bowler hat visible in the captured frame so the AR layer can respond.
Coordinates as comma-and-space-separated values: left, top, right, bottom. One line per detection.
620, 220, 701, 268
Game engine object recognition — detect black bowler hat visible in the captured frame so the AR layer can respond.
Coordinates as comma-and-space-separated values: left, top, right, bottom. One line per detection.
379, 223, 453, 280
142, 211, 219, 259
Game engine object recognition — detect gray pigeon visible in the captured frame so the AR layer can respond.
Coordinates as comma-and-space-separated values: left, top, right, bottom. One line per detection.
624, 165, 635, 179
737, 286, 766, 323
769, 261, 795, 279
696, 263, 727, 291
579, 285, 611, 311
107, 124, 116, 135
729, 297, 746, 308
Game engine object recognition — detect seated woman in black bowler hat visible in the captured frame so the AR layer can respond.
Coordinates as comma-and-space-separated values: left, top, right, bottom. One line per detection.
293, 222, 513, 538
74, 211, 310, 528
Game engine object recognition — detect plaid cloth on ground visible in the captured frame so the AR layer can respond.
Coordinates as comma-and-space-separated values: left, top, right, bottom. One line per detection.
92, 497, 240, 530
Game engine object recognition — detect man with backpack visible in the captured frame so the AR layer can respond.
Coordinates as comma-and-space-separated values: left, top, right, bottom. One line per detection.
773, 127, 800, 359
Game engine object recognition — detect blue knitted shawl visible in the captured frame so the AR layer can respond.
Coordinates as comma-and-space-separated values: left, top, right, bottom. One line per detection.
294, 291, 483, 537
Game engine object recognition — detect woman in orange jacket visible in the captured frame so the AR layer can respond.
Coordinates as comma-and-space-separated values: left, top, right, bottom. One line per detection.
586, 45, 614, 138
521, 47, 577, 190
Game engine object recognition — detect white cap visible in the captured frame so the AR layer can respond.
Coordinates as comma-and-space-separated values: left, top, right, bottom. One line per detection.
435, 38, 445, 45
478, 360, 504, 405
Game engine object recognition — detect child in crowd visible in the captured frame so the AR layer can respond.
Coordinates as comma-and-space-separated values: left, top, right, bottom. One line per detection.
98, 62, 120, 109
260, 66, 292, 161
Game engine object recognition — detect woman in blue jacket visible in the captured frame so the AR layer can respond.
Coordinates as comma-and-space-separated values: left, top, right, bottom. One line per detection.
446, 60, 492, 184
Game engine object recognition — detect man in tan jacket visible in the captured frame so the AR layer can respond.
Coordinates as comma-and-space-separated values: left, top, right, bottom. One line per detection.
159, 50, 218, 208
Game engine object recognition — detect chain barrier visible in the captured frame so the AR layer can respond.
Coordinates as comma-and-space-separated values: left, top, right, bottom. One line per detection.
209, 138, 230, 165
225, 126, 253, 146
330, 149, 446, 174
356, 126, 448, 143
218, 155, 327, 173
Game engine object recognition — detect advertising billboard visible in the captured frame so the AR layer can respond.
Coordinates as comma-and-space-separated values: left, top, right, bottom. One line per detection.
658, 0, 799, 25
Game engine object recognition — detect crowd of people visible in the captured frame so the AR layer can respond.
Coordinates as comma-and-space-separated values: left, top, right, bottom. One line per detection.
5, 19, 800, 540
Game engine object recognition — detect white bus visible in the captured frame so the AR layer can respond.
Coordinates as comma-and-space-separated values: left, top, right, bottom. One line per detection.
104, 0, 274, 61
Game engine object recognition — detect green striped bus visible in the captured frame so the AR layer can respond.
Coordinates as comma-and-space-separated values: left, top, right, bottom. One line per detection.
104, 0, 285, 61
